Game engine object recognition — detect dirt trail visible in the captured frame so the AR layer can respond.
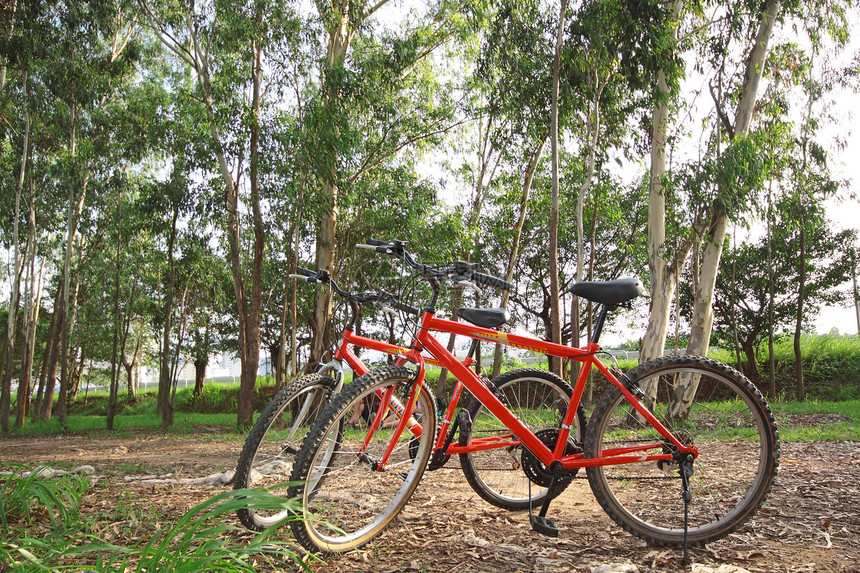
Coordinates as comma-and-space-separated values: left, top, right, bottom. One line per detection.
2, 436, 858, 572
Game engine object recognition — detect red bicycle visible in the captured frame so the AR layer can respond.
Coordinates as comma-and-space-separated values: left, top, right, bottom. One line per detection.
235, 267, 570, 530
287, 240, 779, 556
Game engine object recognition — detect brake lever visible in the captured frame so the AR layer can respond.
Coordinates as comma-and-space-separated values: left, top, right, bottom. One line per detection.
455, 279, 479, 291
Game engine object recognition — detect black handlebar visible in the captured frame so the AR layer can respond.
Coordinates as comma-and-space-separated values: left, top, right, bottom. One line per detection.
386, 298, 420, 316
362, 239, 512, 293
291, 268, 418, 315
471, 271, 513, 292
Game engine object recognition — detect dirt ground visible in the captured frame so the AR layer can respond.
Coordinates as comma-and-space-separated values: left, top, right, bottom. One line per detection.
1, 435, 858, 573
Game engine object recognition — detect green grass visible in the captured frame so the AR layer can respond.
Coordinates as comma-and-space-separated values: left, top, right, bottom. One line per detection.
10, 413, 238, 438
759, 334, 860, 400
770, 399, 860, 440
0, 463, 311, 572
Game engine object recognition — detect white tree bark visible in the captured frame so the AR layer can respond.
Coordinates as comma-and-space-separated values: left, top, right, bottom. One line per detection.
686, 0, 780, 358
641, 0, 686, 363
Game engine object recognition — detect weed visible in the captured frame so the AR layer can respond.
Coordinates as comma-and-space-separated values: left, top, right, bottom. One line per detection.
0, 465, 309, 572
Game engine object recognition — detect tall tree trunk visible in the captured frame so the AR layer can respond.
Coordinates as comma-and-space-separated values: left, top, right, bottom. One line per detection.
493, 136, 547, 377
277, 272, 290, 389
158, 204, 179, 429
547, 0, 568, 377
570, 93, 601, 380
766, 183, 777, 398
668, 0, 780, 420
310, 180, 338, 367
852, 249, 860, 335
730, 230, 743, 371
145, 1, 272, 428
169, 285, 190, 411
309, 2, 357, 368
37, 286, 62, 421
1, 84, 28, 432
16, 180, 41, 428
641, 0, 686, 363
583, 205, 598, 406
123, 323, 143, 399
793, 221, 806, 401
440, 115, 505, 388
120, 283, 141, 400
435, 287, 463, 400
290, 193, 303, 377
235, 35, 267, 428
56, 107, 90, 423
107, 186, 123, 431
194, 325, 208, 396
686, 0, 780, 360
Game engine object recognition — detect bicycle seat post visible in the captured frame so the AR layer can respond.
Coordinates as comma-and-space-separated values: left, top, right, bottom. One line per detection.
589, 304, 612, 346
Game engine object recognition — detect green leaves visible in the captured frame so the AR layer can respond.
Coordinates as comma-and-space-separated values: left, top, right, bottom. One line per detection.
0, 464, 307, 572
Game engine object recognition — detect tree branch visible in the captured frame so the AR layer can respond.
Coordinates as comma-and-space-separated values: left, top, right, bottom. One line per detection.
363, 0, 393, 21
709, 80, 735, 139
348, 118, 467, 183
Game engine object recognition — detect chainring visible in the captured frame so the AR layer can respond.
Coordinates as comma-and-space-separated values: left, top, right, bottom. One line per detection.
521, 428, 582, 487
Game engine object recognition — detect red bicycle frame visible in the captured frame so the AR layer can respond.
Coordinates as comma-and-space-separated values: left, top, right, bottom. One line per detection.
370, 310, 699, 471
330, 326, 475, 444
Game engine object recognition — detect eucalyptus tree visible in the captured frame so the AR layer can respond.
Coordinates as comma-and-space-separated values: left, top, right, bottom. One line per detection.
623, 0, 684, 363
682, 0, 783, 370
467, 0, 562, 375
557, 0, 670, 361
748, 39, 856, 399
1, 1, 38, 431
0, 0, 140, 428
141, 0, 309, 427
303, 0, 466, 369
637, 0, 855, 417
644, 0, 855, 364
0, 75, 28, 432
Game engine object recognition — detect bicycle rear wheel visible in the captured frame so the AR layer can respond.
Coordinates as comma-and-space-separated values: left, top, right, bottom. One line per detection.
288, 366, 437, 554
234, 373, 337, 530
585, 355, 779, 546
460, 368, 583, 510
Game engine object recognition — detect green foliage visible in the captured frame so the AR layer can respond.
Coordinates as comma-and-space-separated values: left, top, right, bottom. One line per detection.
0, 464, 92, 569
1, 465, 85, 534
770, 399, 860, 440
1, 0, 858, 437
764, 334, 860, 401
0, 464, 307, 571
96, 488, 308, 572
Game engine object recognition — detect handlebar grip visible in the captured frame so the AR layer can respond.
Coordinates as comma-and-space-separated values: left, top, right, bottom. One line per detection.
295, 267, 316, 277
471, 271, 512, 292
389, 299, 421, 316
365, 238, 389, 247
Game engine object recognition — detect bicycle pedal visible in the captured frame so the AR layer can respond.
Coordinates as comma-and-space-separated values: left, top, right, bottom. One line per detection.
529, 514, 559, 537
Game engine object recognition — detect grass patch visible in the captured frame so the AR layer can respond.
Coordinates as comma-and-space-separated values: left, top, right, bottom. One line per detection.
761, 334, 860, 400
10, 413, 238, 438
770, 399, 860, 441
0, 464, 310, 572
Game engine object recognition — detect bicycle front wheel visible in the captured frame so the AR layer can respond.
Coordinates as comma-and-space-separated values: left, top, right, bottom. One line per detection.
461, 368, 583, 510
585, 355, 779, 546
288, 366, 437, 554
234, 373, 337, 530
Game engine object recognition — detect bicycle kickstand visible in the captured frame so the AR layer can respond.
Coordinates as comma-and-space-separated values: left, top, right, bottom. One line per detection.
529, 474, 560, 538
679, 453, 695, 564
